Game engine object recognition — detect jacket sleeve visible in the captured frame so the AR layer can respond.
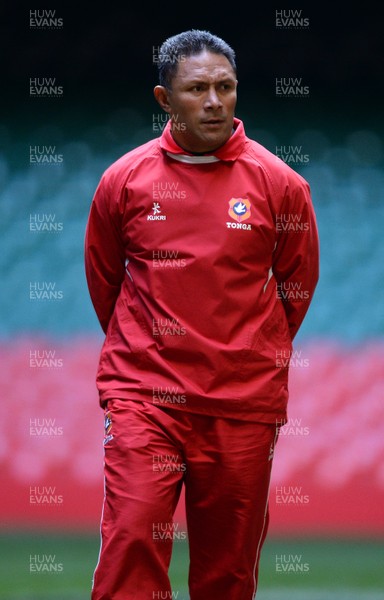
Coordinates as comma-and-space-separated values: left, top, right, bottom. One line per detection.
84, 174, 126, 334
272, 176, 319, 341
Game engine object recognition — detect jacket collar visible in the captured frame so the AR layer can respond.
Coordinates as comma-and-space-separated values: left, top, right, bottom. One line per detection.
159, 117, 246, 163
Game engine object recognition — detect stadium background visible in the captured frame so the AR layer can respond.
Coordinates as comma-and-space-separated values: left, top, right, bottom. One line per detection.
1, 4, 383, 599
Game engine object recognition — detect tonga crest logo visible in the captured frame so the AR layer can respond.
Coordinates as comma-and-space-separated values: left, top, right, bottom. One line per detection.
228, 198, 251, 222
103, 410, 113, 445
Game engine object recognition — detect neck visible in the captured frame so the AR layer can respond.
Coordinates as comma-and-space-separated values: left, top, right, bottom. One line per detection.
170, 129, 235, 156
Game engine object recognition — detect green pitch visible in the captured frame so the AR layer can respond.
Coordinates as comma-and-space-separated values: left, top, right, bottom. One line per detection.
0, 531, 383, 599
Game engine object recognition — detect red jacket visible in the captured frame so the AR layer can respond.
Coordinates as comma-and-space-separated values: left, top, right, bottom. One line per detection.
85, 118, 319, 422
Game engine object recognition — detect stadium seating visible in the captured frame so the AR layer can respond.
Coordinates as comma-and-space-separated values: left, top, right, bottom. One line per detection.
1, 117, 384, 534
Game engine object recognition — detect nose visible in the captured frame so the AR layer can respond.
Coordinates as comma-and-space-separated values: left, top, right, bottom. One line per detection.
204, 86, 223, 110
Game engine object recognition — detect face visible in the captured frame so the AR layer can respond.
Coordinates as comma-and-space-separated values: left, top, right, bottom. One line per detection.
154, 50, 237, 154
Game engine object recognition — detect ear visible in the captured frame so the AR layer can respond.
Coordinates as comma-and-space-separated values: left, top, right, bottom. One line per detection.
153, 85, 172, 114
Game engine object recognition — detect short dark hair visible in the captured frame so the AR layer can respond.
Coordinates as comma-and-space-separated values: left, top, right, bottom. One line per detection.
157, 29, 237, 89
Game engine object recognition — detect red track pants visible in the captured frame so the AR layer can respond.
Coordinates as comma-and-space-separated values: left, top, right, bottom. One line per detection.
91, 399, 278, 600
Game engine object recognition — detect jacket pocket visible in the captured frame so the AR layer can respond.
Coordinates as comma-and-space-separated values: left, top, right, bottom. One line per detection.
106, 278, 152, 355
245, 304, 292, 363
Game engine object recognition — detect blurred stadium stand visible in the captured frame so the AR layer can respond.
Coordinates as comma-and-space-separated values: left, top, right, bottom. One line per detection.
1, 111, 384, 535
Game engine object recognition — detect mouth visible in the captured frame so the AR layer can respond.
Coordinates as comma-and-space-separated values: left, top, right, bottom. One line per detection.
201, 118, 226, 126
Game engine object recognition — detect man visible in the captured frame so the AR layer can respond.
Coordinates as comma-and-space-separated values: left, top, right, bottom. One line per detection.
85, 29, 319, 600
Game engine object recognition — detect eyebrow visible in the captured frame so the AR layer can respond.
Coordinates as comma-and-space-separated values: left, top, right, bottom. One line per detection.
184, 76, 236, 84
